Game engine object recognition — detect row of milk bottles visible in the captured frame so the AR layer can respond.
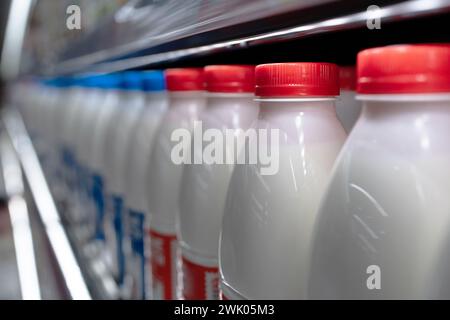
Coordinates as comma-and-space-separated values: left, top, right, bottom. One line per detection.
11, 43, 450, 299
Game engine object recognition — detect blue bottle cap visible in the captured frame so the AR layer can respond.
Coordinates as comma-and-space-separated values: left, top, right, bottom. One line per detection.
141, 70, 165, 92
97, 73, 123, 89
122, 71, 142, 91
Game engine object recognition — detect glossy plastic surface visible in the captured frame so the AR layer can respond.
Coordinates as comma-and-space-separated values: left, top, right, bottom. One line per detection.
309, 97, 450, 299
179, 93, 259, 263
219, 99, 346, 299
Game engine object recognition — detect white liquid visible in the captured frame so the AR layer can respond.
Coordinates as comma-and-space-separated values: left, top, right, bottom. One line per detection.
125, 92, 168, 213
59, 86, 89, 222
124, 91, 167, 299
90, 90, 122, 178
147, 91, 206, 233
102, 90, 146, 280
73, 88, 106, 236
146, 91, 206, 300
309, 99, 450, 299
107, 91, 146, 196
219, 101, 346, 299
179, 94, 259, 262
89, 89, 121, 263
51, 86, 74, 204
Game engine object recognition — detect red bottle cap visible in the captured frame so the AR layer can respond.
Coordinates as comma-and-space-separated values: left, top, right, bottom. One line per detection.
204, 65, 255, 93
165, 68, 204, 91
255, 63, 339, 97
357, 44, 450, 94
339, 66, 356, 91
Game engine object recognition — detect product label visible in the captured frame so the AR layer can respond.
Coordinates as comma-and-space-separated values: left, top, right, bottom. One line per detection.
112, 195, 125, 285
79, 169, 91, 237
81, 166, 92, 203
91, 173, 105, 241
129, 209, 146, 299
61, 147, 76, 191
182, 255, 219, 300
219, 281, 246, 300
149, 228, 178, 300
77, 165, 87, 197
220, 291, 229, 300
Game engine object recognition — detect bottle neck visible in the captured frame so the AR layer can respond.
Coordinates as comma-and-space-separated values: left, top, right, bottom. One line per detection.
169, 91, 206, 110
257, 98, 345, 146
145, 90, 166, 98
119, 89, 145, 107
360, 97, 450, 122
143, 91, 167, 112
258, 98, 337, 119
207, 93, 255, 111
144, 91, 167, 102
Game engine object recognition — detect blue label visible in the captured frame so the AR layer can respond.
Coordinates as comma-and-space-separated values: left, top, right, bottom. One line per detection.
92, 174, 105, 241
62, 147, 75, 169
113, 195, 125, 285
129, 209, 145, 299
62, 147, 76, 192
79, 165, 92, 200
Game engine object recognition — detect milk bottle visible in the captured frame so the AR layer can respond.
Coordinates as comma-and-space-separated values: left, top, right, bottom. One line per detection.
219, 62, 346, 299
309, 44, 450, 299
147, 68, 206, 299
179, 65, 258, 300
124, 71, 167, 299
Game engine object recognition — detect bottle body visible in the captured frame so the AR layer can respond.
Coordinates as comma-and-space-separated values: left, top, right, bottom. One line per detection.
147, 91, 206, 299
74, 88, 105, 244
124, 92, 168, 300
179, 94, 259, 300
219, 99, 346, 299
103, 90, 145, 286
309, 97, 450, 299
90, 89, 122, 245
60, 86, 88, 224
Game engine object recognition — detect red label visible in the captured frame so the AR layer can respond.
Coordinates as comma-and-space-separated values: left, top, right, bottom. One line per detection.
182, 255, 219, 300
220, 291, 229, 300
149, 228, 178, 300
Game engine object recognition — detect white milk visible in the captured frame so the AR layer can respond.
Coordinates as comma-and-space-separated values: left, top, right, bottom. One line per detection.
59, 78, 90, 224
220, 99, 346, 299
89, 75, 122, 255
124, 71, 168, 300
73, 78, 106, 242
102, 72, 145, 286
308, 99, 450, 299
179, 92, 259, 300
147, 72, 206, 300
125, 93, 167, 214
309, 44, 450, 299
178, 64, 258, 300
219, 61, 346, 300
49, 78, 75, 207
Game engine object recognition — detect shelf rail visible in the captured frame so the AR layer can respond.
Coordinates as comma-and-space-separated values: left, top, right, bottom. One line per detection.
53, 0, 450, 75
2, 108, 92, 300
